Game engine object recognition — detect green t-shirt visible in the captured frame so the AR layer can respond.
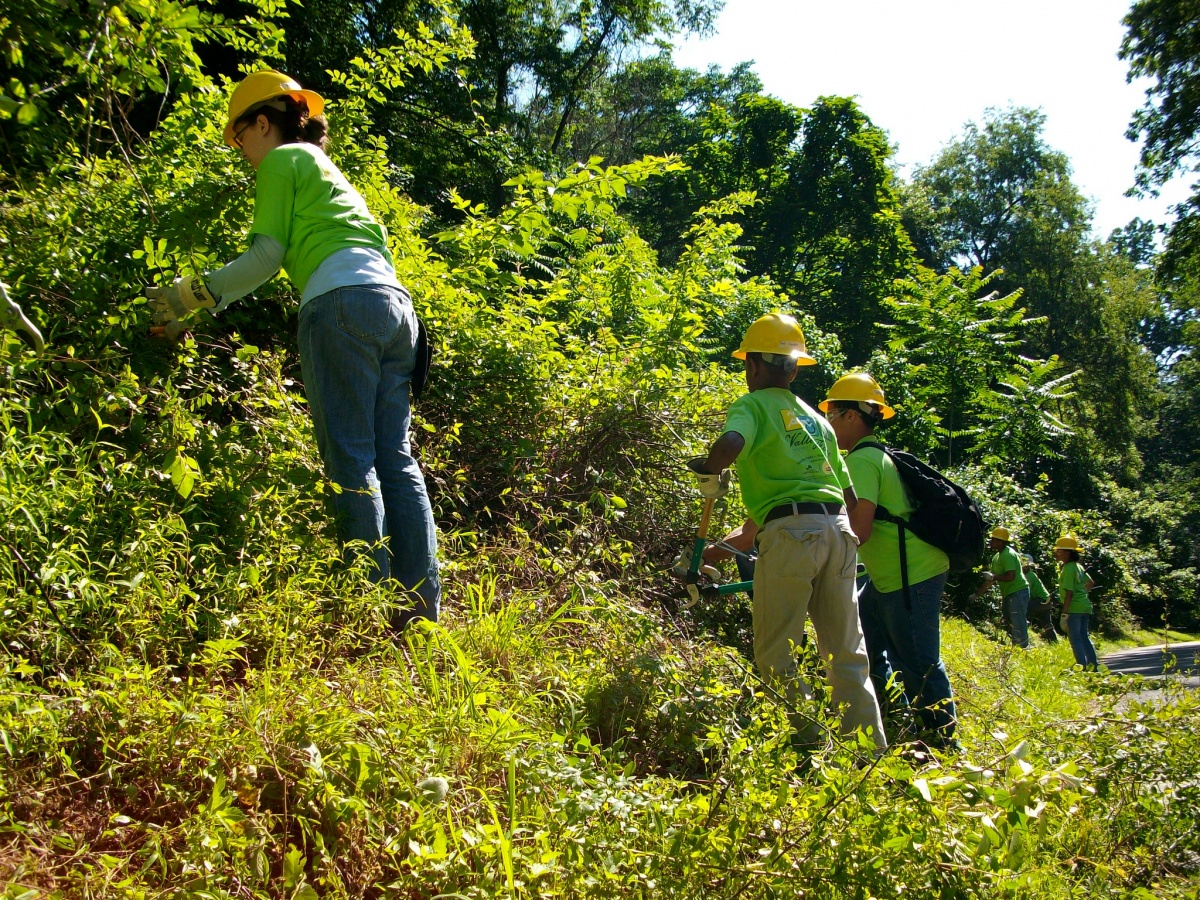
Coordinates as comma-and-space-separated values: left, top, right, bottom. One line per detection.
1026, 570, 1050, 601
722, 388, 850, 526
250, 144, 394, 296
990, 544, 1029, 597
1058, 561, 1092, 614
845, 438, 949, 594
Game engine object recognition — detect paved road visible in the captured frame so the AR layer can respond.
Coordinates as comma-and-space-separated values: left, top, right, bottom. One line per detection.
1101, 641, 1200, 680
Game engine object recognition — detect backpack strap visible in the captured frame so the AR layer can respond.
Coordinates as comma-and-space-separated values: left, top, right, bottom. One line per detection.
849, 440, 912, 610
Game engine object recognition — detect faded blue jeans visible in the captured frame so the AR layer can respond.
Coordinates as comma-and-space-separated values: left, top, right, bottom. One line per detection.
299, 284, 440, 626
863, 572, 956, 740
1067, 613, 1099, 669
1003, 588, 1030, 649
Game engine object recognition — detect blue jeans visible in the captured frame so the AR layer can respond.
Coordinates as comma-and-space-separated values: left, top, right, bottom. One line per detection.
299, 285, 440, 626
1067, 613, 1098, 668
1003, 588, 1030, 648
863, 572, 956, 739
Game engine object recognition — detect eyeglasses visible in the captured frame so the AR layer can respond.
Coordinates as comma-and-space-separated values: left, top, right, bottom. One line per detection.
824, 407, 850, 422
235, 120, 254, 148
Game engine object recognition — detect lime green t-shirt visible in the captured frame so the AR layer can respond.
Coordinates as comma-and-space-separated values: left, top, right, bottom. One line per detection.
722, 388, 850, 526
845, 438, 949, 594
1026, 570, 1050, 601
990, 544, 1029, 597
249, 144, 394, 296
1058, 561, 1092, 614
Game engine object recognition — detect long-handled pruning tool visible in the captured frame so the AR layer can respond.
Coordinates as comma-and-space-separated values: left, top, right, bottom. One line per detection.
678, 496, 755, 609
0, 282, 45, 356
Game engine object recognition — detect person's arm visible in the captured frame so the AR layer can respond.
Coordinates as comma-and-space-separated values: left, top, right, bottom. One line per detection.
995, 568, 1017, 583
699, 431, 744, 475
972, 571, 995, 599
849, 495, 874, 544
1085, 576, 1096, 591
205, 234, 285, 310
703, 518, 757, 564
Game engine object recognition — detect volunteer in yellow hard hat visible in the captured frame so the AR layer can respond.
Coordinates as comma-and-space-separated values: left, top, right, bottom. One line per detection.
222, 70, 325, 148
976, 525, 1030, 647
1021, 553, 1058, 643
1054, 535, 1097, 669
732, 313, 816, 363
143, 70, 440, 629
819, 371, 895, 420
1054, 534, 1081, 552
690, 313, 886, 756
823, 371, 958, 747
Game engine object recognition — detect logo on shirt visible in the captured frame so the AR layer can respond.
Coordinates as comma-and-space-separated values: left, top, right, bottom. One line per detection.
781, 409, 821, 437
780, 410, 833, 472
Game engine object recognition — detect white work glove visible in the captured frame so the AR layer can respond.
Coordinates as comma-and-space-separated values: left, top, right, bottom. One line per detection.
687, 457, 730, 500
149, 319, 192, 342
1059, 613, 1069, 633
145, 276, 216, 325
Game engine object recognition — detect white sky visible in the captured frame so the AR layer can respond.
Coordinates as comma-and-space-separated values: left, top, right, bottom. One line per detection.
673, 0, 1194, 240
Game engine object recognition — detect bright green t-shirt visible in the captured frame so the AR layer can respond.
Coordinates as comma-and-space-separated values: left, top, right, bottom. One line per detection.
1058, 561, 1093, 614
991, 544, 1029, 597
845, 438, 949, 594
250, 144, 394, 296
722, 388, 850, 526
1026, 570, 1050, 601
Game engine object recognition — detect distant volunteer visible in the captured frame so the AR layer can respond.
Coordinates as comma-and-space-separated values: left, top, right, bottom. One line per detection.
144, 71, 440, 627
1022, 554, 1058, 643
975, 527, 1030, 648
822, 372, 958, 748
1055, 535, 1098, 670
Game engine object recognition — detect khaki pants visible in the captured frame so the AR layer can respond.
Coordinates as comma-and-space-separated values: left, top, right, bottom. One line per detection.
754, 512, 886, 750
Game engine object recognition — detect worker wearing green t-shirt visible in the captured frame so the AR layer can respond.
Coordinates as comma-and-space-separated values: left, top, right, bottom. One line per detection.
822, 373, 957, 748
1055, 535, 1098, 669
691, 314, 885, 755
1022, 554, 1058, 643
144, 71, 439, 629
974, 527, 1030, 648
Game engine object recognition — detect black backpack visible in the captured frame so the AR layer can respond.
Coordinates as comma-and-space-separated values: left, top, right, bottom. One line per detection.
850, 441, 986, 602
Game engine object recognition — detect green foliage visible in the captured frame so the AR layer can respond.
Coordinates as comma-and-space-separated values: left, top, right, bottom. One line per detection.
908, 107, 1160, 481
629, 91, 916, 364
879, 265, 1068, 474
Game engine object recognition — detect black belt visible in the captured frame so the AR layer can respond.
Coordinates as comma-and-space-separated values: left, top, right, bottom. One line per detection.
764, 502, 846, 524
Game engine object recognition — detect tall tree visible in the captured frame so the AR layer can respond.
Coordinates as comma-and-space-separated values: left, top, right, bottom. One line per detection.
1121, 0, 1200, 275
908, 107, 1159, 477
628, 90, 915, 363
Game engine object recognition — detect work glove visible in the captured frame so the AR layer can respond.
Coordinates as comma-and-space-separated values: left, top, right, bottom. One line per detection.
145, 276, 216, 325
149, 319, 192, 342
687, 457, 730, 500
1059, 613, 1069, 633
667, 547, 721, 583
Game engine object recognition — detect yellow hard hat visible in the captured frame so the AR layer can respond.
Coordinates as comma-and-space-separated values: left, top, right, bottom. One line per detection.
1054, 534, 1081, 552
818, 372, 895, 419
732, 313, 816, 364
223, 71, 325, 148
990, 526, 1011, 542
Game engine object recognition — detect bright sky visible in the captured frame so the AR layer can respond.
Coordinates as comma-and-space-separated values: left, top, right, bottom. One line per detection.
673, 0, 1194, 240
